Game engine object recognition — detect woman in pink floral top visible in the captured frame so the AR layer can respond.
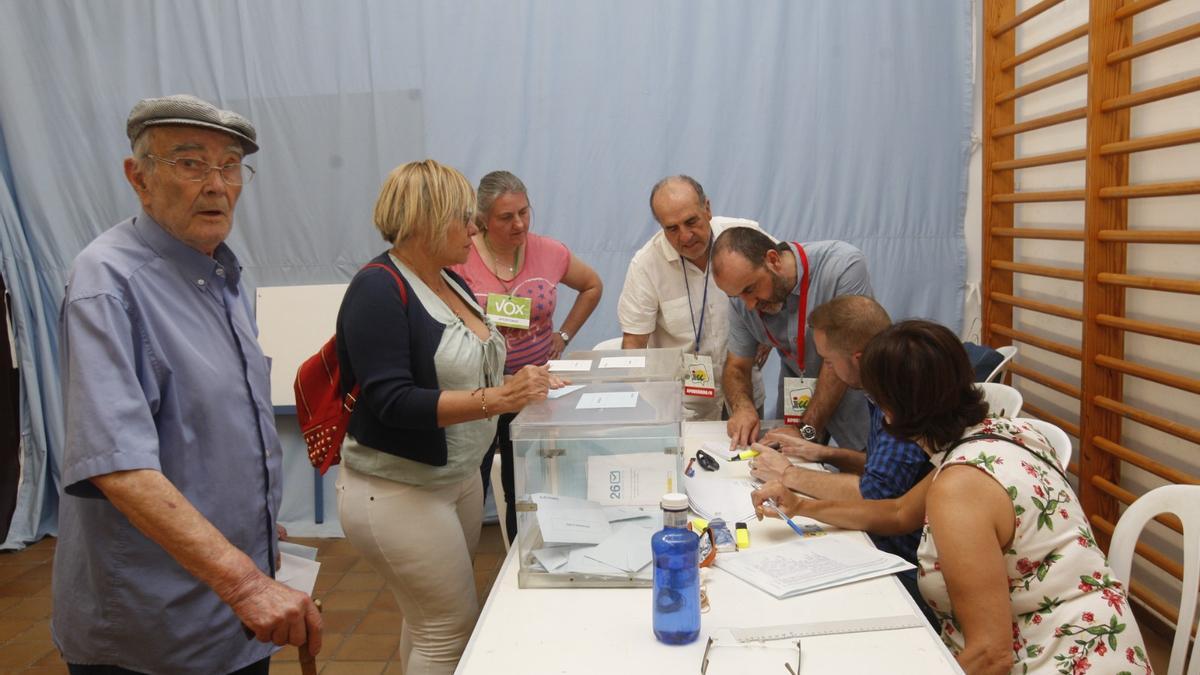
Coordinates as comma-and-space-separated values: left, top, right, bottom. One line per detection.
752, 321, 1151, 675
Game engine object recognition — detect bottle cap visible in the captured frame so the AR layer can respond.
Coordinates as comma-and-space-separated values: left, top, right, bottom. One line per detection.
661, 492, 689, 511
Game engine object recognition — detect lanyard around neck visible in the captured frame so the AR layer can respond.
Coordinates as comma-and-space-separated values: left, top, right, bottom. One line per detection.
759, 242, 810, 374
681, 239, 712, 353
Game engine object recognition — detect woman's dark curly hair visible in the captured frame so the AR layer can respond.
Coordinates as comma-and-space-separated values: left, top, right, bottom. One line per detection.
859, 320, 988, 450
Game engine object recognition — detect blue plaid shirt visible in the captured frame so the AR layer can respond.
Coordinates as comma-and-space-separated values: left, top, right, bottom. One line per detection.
861, 400, 931, 564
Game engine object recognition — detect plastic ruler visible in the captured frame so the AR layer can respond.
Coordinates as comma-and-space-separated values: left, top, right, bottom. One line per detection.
729, 614, 927, 642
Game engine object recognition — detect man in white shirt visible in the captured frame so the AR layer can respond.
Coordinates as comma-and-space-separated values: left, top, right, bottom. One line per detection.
617, 175, 766, 420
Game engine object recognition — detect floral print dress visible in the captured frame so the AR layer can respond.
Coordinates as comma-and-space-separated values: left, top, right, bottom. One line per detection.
917, 418, 1152, 675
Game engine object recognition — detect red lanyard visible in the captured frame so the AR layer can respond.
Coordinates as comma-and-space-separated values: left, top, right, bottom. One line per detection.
759, 242, 810, 374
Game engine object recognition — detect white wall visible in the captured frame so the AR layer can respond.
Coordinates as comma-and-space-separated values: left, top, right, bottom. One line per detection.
965, 0, 1200, 624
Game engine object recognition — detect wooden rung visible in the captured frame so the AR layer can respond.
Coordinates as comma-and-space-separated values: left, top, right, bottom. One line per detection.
1019, 401, 1081, 438
1096, 313, 1200, 347
991, 227, 1084, 241
992, 189, 1086, 203
1093, 436, 1200, 487
1008, 362, 1082, 399
1093, 395, 1200, 446
1095, 354, 1200, 395
1102, 75, 1200, 112
990, 292, 1083, 321
991, 148, 1086, 171
1001, 24, 1088, 71
1097, 229, 1200, 244
1090, 518, 1185, 589
990, 323, 1083, 360
1098, 272, 1200, 295
1107, 21, 1200, 64
995, 63, 1088, 103
990, 259, 1084, 282
1100, 127, 1200, 155
991, 0, 1066, 37
1091, 477, 1185, 538
1100, 180, 1200, 199
1128, 581, 1187, 633
1113, 0, 1170, 21
992, 106, 1086, 138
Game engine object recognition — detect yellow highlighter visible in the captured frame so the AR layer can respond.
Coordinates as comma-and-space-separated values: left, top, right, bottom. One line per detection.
735, 448, 760, 461
735, 522, 750, 549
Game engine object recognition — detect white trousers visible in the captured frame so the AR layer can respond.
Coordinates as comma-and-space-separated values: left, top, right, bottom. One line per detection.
336, 465, 483, 675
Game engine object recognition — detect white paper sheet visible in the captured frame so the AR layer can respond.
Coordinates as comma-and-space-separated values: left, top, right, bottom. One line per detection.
583, 519, 657, 573
532, 546, 573, 572
547, 384, 586, 399
598, 356, 646, 369
714, 536, 914, 599
682, 474, 759, 523
576, 391, 639, 409
532, 493, 613, 545
548, 359, 593, 372
276, 552, 321, 597
587, 453, 677, 506
278, 541, 319, 561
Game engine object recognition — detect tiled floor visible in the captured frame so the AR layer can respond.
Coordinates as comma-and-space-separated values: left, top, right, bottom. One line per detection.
0, 525, 509, 674
0, 526, 1178, 674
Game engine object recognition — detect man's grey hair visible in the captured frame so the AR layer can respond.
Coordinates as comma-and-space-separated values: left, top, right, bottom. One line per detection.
131, 128, 157, 173
476, 170, 529, 228
648, 175, 706, 214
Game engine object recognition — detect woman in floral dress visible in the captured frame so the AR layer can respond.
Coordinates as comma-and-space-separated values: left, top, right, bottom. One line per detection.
752, 320, 1151, 675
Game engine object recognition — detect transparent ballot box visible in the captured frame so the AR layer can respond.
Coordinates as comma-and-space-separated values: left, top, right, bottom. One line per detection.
511, 381, 683, 588
554, 347, 684, 384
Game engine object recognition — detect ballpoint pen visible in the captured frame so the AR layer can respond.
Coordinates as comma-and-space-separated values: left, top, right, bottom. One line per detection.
762, 497, 808, 537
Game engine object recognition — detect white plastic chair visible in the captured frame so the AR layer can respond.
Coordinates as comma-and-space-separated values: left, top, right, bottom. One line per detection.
1108, 484, 1200, 675
591, 337, 622, 350
984, 345, 1019, 383
976, 382, 1023, 418
1014, 417, 1072, 469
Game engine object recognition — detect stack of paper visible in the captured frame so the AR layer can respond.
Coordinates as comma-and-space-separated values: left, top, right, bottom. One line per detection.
528, 493, 660, 577
714, 536, 914, 599
682, 474, 759, 523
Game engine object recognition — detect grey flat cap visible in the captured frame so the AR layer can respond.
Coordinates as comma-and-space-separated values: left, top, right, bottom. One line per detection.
126, 94, 258, 154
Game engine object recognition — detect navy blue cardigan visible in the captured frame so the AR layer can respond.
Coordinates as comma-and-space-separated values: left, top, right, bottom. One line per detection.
336, 252, 475, 466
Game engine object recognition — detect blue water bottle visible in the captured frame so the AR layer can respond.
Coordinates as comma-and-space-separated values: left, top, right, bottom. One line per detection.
651, 492, 700, 644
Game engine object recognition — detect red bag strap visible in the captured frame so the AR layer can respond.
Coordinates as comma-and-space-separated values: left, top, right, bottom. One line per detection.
361, 261, 407, 305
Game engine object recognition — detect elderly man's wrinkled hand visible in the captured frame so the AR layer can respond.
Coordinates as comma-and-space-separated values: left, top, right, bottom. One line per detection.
228, 573, 323, 654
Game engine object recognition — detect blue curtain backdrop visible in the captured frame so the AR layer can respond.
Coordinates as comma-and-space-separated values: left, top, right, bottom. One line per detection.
0, 0, 972, 544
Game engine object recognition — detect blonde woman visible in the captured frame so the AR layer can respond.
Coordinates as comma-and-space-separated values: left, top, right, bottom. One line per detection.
335, 160, 556, 675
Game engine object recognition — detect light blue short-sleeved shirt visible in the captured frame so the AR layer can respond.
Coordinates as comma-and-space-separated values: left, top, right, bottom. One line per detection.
727, 240, 873, 450
52, 213, 282, 674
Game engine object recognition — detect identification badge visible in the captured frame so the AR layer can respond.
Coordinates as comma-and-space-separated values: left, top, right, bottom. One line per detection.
682, 353, 716, 398
485, 293, 531, 329
783, 376, 817, 424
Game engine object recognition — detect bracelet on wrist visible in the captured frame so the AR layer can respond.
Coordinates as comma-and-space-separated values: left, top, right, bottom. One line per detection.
475, 386, 491, 420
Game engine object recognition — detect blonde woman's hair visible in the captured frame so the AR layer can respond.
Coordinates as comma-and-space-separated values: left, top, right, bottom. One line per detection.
373, 159, 476, 246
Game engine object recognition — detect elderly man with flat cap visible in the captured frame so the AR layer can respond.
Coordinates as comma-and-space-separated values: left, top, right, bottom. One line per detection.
51, 95, 321, 674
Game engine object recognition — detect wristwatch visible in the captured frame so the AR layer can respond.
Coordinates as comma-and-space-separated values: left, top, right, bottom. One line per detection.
798, 423, 818, 442
557, 329, 572, 344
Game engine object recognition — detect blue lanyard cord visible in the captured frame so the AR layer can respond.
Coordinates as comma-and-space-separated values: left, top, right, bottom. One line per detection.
680, 239, 712, 354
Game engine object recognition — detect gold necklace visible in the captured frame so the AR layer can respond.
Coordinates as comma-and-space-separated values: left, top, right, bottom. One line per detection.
482, 234, 522, 279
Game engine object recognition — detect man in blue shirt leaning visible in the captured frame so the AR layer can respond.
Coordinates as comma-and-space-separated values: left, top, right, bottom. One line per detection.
747, 294, 935, 621
52, 95, 321, 674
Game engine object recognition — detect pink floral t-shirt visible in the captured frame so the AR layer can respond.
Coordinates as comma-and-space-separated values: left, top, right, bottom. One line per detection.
919, 418, 1151, 675
453, 233, 571, 374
